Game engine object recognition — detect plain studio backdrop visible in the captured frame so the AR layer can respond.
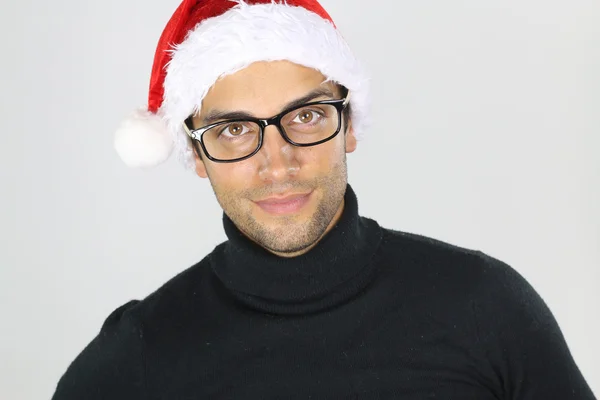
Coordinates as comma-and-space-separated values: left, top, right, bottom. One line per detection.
1, 0, 598, 398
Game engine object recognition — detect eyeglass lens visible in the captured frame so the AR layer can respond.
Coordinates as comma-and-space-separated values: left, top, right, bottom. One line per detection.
201, 103, 340, 161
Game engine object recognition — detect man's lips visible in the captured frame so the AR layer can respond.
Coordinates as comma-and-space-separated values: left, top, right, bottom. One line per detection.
253, 191, 313, 215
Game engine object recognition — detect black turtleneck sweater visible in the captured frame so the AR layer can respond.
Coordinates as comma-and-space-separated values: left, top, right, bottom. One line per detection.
52, 185, 595, 399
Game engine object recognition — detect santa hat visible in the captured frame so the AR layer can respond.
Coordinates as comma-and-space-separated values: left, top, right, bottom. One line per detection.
114, 0, 370, 169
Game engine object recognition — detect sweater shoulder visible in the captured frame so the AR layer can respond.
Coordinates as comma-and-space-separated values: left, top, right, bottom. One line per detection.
86, 249, 213, 340
52, 299, 146, 399
378, 225, 523, 295
132, 249, 219, 318
379, 226, 485, 272
380, 226, 482, 259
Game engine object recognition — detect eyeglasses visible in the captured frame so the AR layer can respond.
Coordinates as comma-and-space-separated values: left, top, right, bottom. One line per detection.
183, 94, 351, 163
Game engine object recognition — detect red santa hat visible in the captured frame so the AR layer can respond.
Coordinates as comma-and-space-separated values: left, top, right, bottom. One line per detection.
114, 0, 370, 169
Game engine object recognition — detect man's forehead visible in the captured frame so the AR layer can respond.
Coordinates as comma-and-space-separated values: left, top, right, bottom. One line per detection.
197, 63, 339, 118
204, 61, 333, 97
212, 60, 326, 84
195, 84, 339, 125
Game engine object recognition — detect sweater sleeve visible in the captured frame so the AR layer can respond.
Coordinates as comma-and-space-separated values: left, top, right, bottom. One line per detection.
51, 300, 147, 400
471, 252, 596, 399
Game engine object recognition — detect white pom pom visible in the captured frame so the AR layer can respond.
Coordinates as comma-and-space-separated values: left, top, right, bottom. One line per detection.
114, 108, 174, 168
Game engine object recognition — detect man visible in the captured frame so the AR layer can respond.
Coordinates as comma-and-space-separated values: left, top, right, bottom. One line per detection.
53, 0, 596, 399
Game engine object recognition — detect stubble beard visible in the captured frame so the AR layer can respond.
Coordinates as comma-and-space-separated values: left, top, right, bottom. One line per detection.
214, 159, 348, 255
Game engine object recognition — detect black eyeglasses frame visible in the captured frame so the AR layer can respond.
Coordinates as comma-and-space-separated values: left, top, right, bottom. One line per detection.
183, 95, 351, 163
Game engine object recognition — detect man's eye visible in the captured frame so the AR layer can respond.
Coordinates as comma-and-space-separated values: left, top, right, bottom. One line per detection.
220, 123, 250, 137
292, 110, 323, 124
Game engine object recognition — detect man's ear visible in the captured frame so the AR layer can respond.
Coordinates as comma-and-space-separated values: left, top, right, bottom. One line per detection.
193, 145, 209, 178
345, 119, 357, 154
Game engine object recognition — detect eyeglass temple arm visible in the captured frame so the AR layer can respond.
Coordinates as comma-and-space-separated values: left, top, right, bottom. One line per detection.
183, 118, 201, 140
182, 120, 192, 137
343, 91, 351, 106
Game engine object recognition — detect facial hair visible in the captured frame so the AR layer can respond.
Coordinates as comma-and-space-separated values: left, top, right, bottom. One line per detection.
210, 157, 348, 255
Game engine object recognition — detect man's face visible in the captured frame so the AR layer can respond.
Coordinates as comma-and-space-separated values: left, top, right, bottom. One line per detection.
192, 61, 357, 256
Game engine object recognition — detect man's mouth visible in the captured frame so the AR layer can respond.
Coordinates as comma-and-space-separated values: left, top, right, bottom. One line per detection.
254, 191, 313, 215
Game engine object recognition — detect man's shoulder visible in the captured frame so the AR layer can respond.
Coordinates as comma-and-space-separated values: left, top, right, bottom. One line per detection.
378, 225, 485, 267
377, 225, 523, 296
110, 245, 224, 324
380, 225, 480, 258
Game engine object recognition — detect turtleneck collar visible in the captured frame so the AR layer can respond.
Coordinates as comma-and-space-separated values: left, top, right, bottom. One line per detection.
210, 185, 383, 315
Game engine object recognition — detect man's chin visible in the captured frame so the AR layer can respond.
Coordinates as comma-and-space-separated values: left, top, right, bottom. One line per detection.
258, 234, 321, 256
246, 220, 322, 255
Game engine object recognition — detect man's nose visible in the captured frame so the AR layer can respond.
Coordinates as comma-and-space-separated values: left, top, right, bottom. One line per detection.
257, 124, 300, 182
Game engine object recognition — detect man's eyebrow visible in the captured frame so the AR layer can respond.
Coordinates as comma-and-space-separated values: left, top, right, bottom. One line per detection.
201, 87, 337, 125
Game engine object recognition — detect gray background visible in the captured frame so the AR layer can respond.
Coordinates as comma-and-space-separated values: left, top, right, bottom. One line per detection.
1, 0, 598, 398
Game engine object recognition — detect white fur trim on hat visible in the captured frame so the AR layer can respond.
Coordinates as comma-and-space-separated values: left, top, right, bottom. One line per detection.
162, 2, 371, 169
